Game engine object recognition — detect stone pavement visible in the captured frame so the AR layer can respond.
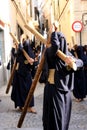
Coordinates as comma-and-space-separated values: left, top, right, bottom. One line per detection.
0, 82, 87, 130
0, 82, 44, 130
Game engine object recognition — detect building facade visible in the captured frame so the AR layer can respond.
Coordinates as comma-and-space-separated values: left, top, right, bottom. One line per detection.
58, 0, 87, 48
39, 0, 87, 48
0, 0, 39, 87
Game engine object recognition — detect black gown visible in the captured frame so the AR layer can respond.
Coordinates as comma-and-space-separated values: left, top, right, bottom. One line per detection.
73, 46, 87, 100
42, 31, 74, 130
10, 47, 16, 71
11, 41, 35, 108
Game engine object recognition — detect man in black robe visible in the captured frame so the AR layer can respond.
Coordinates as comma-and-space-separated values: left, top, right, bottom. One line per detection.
11, 34, 37, 113
42, 21, 83, 130
73, 45, 87, 101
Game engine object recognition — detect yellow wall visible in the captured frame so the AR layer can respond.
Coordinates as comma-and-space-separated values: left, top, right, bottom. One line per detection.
57, 1, 72, 45
58, 0, 87, 46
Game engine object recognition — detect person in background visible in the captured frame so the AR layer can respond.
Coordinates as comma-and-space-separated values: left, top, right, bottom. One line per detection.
11, 34, 37, 113
10, 40, 18, 71
31, 45, 41, 78
83, 45, 87, 55
83, 45, 87, 94
26, 35, 30, 45
41, 21, 83, 130
73, 45, 87, 102
6, 40, 18, 71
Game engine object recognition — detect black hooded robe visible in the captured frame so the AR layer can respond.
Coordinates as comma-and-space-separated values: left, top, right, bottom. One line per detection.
42, 32, 82, 130
73, 46, 87, 100
11, 41, 35, 108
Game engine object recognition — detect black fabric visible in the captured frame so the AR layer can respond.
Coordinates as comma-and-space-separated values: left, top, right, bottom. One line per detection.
16, 42, 35, 77
11, 47, 17, 71
11, 40, 35, 108
42, 31, 84, 130
76, 45, 87, 66
39, 56, 48, 83
11, 71, 34, 108
73, 68, 86, 99
73, 45, 87, 99
43, 31, 73, 130
7, 61, 11, 70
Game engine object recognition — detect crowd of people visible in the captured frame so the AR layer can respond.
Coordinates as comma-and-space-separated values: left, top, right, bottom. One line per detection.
5, 21, 87, 130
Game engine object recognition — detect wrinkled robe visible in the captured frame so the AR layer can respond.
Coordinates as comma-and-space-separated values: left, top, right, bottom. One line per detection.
11, 41, 35, 108
73, 46, 87, 99
42, 32, 83, 130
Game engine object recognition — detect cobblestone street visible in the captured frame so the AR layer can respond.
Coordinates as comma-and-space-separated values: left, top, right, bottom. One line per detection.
0, 82, 87, 130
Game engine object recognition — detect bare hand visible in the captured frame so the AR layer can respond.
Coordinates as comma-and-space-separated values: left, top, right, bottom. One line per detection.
29, 58, 34, 65
65, 56, 75, 65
